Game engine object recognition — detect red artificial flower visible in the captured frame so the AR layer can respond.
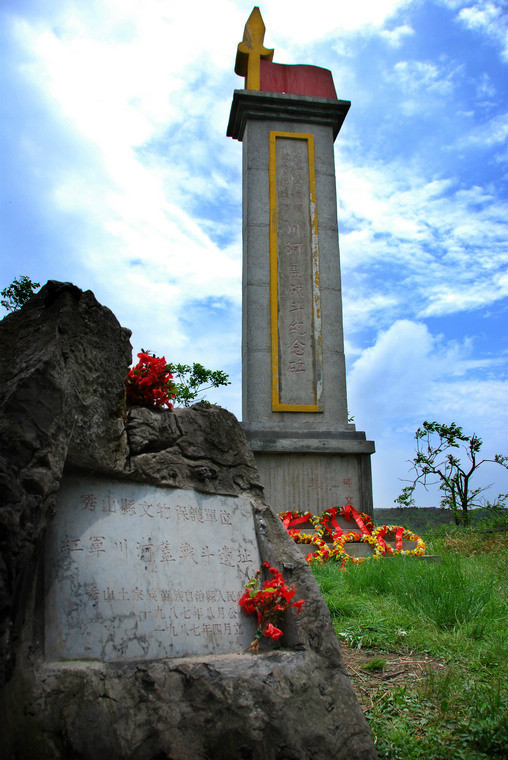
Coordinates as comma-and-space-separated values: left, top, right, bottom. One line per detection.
264, 623, 283, 640
291, 599, 305, 614
126, 351, 175, 409
238, 593, 256, 615
238, 563, 305, 651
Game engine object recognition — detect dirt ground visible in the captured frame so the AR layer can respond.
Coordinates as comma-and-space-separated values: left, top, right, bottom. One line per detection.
340, 643, 448, 712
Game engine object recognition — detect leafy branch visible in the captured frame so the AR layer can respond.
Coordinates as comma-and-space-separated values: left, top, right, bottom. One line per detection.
167, 362, 230, 407
1, 276, 40, 312
395, 421, 508, 526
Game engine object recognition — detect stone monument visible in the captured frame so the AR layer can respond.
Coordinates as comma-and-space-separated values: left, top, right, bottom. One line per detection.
0, 282, 378, 759
44, 475, 260, 662
228, 7, 375, 514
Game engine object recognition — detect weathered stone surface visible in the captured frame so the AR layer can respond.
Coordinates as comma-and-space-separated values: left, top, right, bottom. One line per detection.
0, 281, 132, 684
44, 475, 261, 661
3, 500, 377, 760
125, 403, 263, 497
174, 403, 252, 465
0, 282, 377, 759
2, 651, 374, 760
126, 405, 181, 454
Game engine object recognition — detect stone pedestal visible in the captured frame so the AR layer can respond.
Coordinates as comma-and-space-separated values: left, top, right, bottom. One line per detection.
227, 90, 375, 514
252, 440, 374, 514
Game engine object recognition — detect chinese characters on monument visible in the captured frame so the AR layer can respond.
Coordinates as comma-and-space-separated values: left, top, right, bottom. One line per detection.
45, 476, 260, 661
270, 133, 322, 411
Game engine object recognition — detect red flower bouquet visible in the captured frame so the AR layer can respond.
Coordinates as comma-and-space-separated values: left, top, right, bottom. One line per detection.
126, 351, 175, 409
238, 562, 304, 653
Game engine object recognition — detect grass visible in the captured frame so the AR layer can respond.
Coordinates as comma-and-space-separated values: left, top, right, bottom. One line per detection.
362, 657, 387, 672
312, 527, 508, 759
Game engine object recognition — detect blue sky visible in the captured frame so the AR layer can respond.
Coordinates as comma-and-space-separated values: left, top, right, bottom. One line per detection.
1, 0, 507, 508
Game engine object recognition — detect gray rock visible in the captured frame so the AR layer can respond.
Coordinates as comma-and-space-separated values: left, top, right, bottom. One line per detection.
0, 281, 132, 684
2, 651, 375, 759
2, 500, 377, 760
126, 405, 181, 454
0, 282, 377, 759
125, 403, 264, 497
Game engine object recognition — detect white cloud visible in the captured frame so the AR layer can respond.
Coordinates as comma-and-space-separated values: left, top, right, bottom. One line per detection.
13, 0, 504, 351
380, 24, 414, 47
347, 318, 508, 441
392, 59, 458, 97
420, 273, 508, 317
7, 3, 244, 354
347, 320, 508, 505
336, 152, 507, 330
342, 283, 400, 335
263, 0, 413, 44
475, 71, 497, 100
349, 320, 464, 417
386, 58, 465, 116
457, 1, 508, 61
455, 112, 508, 149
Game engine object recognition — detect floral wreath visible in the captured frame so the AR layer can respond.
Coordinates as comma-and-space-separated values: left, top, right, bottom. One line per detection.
332, 530, 385, 564
279, 510, 319, 534
279, 508, 426, 564
372, 525, 425, 557
313, 504, 374, 540
287, 532, 332, 564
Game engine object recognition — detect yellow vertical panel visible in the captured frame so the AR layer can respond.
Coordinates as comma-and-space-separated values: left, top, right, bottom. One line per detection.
269, 131, 322, 412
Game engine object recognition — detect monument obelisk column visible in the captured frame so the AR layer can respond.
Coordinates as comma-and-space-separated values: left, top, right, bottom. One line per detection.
227, 7, 375, 515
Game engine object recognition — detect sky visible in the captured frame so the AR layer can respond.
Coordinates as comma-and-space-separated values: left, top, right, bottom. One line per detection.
1, 0, 507, 509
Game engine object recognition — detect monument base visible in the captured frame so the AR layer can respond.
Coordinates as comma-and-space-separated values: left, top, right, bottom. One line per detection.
244, 428, 375, 515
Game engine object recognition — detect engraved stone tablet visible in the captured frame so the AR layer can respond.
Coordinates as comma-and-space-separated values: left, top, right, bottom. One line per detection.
44, 475, 260, 661
269, 132, 322, 411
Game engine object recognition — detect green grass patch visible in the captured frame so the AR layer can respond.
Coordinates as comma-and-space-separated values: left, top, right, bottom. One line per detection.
361, 657, 387, 672
312, 530, 508, 759
366, 679, 508, 760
